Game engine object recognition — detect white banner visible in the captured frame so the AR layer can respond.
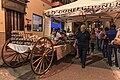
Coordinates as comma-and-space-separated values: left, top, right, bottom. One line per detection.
45, 1, 120, 17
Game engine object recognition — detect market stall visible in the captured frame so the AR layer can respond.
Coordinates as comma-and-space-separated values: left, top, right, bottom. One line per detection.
1, 30, 75, 75
2, 0, 120, 76
35, 0, 120, 76
42, 0, 120, 75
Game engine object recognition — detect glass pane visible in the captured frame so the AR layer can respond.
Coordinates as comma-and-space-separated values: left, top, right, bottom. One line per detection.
32, 14, 43, 32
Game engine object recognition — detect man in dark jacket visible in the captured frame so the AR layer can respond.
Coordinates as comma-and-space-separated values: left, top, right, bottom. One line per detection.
77, 25, 90, 68
106, 24, 118, 67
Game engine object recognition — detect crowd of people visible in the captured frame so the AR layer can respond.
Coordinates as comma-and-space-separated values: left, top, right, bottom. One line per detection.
75, 24, 120, 68
50, 25, 120, 69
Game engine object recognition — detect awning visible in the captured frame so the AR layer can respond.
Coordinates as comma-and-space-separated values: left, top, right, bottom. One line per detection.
44, 0, 120, 22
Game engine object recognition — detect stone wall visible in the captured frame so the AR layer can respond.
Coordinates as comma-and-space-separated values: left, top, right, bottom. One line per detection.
0, 32, 5, 62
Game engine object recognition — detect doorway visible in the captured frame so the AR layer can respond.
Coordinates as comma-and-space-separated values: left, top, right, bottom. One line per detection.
5, 9, 24, 41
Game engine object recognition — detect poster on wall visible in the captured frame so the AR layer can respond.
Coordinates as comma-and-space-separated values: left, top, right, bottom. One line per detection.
51, 18, 62, 29
33, 14, 43, 32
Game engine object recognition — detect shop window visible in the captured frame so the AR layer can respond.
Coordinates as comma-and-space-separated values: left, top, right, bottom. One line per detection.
32, 14, 43, 32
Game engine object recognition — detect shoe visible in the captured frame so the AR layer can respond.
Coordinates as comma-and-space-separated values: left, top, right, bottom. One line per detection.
115, 65, 119, 67
82, 65, 85, 68
106, 62, 112, 67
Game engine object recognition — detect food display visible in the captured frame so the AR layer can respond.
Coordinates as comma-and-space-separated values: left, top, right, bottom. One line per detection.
50, 31, 75, 46
11, 32, 34, 46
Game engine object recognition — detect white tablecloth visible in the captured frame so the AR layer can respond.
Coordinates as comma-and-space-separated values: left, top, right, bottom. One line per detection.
8, 43, 32, 53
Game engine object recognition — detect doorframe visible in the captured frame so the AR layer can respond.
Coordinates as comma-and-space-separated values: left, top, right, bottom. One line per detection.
5, 9, 12, 41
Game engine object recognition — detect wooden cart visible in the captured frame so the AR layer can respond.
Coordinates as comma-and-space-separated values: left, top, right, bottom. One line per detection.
1, 31, 75, 75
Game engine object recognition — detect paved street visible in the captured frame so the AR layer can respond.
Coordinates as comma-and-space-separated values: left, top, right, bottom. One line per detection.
0, 51, 119, 80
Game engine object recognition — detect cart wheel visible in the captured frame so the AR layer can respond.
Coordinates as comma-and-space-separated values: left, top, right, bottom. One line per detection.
1, 38, 30, 68
31, 37, 54, 75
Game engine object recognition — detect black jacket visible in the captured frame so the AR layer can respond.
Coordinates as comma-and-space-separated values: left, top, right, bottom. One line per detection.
77, 31, 90, 46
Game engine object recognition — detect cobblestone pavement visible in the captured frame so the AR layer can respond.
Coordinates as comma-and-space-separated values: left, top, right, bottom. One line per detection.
0, 52, 119, 80
0, 64, 36, 80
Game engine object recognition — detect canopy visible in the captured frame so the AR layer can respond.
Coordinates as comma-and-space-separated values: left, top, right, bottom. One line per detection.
44, 0, 120, 22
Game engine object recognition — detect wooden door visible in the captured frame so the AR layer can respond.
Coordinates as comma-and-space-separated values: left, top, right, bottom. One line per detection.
5, 9, 12, 41
5, 9, 24, 41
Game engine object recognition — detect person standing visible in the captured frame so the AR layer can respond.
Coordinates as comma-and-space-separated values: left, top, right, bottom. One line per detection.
106, 24, 118, 67
97, 28, 104, 51
90, 29, 96, 55
55, 28, 62, 41
95, 30, 100, 51
102, 27, 109, 58
77, 25, 90, 68
74, 28, 80, 59
111, 28, 120, 68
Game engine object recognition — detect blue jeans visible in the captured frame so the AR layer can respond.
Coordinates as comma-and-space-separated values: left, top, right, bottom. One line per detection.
98, 39, 102, 51
117, 49, 120, 68
78, 45, 88, 66
107, 44, 118, 66
102, 44, 108, 58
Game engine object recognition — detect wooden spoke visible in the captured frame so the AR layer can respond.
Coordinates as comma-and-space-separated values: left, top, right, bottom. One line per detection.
32, 57, 42, 65
43, 48, 52, 56
43, 49, 50, 55
18, 54, 21, 63
35, 59, 42, 71
38, 60, 43, 73
14, 55, 19, 65
14, 54, 18, 62
45, 60, 48, 69
47, 55, 53, 57
47, 49, 52, 54
19, 54, 25, 61
42, 62, 45, 71
21, 53, 28, 57
4, 53, 16, 59
45, 57, 51, 63
10, 54, 17, 63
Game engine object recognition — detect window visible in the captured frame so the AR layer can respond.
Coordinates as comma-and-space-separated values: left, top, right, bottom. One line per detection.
52, 0, 77, 4
5, 9, 24, 31
32, 14, 43, 32
10, 0, 27, 3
